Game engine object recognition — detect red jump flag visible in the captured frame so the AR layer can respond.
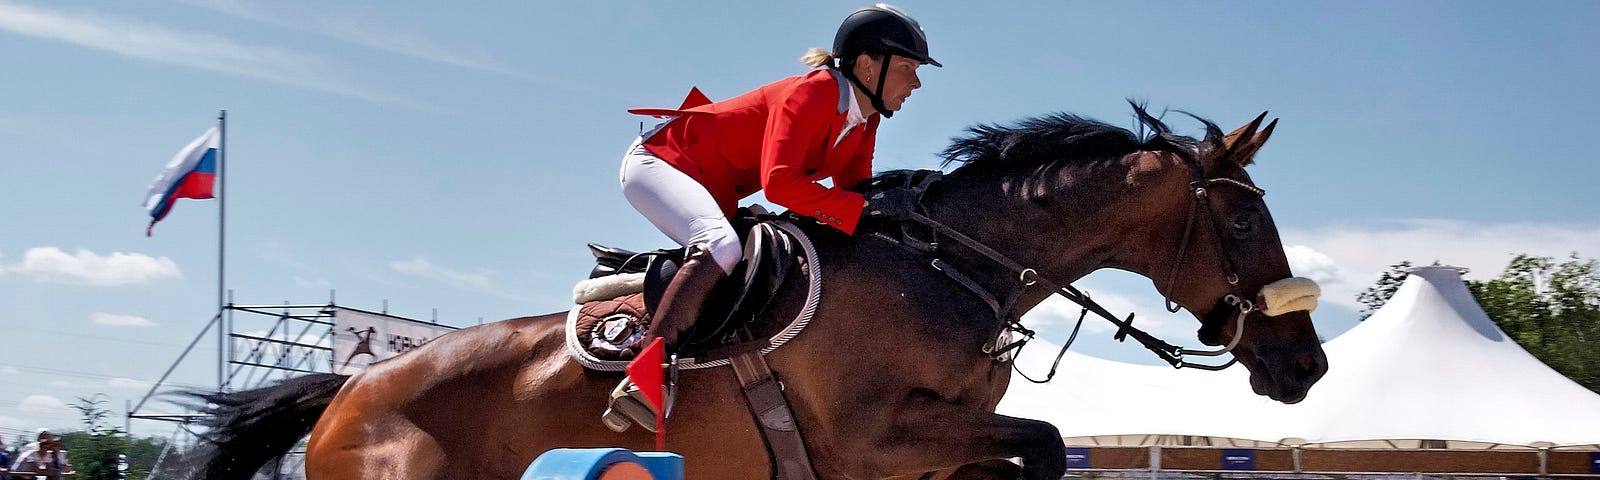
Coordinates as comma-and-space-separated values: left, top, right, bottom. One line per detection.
625, 337, 667, 449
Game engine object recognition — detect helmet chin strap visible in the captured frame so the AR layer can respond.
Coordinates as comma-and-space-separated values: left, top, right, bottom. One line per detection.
842, 54, 895, 118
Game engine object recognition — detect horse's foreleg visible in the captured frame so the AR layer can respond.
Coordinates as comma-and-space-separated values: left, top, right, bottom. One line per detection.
823, 394, 1065, 480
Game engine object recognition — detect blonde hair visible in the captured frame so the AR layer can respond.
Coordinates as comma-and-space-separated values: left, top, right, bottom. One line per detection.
801, 47, 834, 68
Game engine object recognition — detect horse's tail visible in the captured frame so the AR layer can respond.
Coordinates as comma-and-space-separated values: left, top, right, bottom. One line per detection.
175, 373, 349, 480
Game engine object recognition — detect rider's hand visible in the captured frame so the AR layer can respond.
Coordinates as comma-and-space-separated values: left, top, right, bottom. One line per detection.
863, 188, 917, 221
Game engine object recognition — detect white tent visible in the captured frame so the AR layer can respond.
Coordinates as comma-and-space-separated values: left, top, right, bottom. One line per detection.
997, 265, 1600, 447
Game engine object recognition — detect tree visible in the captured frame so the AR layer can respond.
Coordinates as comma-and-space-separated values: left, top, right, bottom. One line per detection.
71, 394, 113, 434
1358, 254, 1600, 394
64, 394, 131, 480
1356, 261, 1412, 320
123, 434, 180, 480
1467, 254, 1600, 394
58, 394, 180, 480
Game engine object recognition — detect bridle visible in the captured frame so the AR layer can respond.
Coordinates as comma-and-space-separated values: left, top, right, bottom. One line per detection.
1149, 150, 1270, 369
890, 143, 1269, 374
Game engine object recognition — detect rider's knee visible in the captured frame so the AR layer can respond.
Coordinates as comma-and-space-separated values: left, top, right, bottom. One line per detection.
686, 219, 742, 273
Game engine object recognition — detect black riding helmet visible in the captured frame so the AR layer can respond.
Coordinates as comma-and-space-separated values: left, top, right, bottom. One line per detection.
833, 4, 939, 118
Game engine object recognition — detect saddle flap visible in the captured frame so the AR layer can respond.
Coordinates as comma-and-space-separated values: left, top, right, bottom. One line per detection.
682, 222, 797, 354
577, 219, 806, 361
588, 243, 638, 261
589, 243, 683, 279
643, 254, 680, 315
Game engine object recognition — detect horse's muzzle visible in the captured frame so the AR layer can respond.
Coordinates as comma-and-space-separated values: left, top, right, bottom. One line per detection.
1248, 335, 1328, 404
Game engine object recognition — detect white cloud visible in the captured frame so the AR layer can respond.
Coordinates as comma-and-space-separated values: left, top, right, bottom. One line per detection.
389, 256, 531, 302
174, 0, 277, 25
391, 256, 492, 288
1282, 219, 1600, 310
176, 0, 512, 73
0, 415, 25, 431
182, 0, 568, 78
107, 378, 155, 390
0, 366, 18, 375
0, 1, 417, 107
316, 17, 522, 76
90, 312, 157, 328
5, 247, 180, 286
18, 395, 69, 413
174, 0, 612, 99
387, 257, 537, 302
1283, 244, 1363, 310
1284, 244, 1342, 285
47, 380, 74, 388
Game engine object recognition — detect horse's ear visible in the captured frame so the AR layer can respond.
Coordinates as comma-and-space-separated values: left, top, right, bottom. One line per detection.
1221, 112, 1275, 166
1221, 112, 1266, 156
1233, 118, 1276, 166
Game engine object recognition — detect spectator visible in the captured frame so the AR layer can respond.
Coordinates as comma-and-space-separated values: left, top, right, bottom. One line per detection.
10, 430, 73, 479
7, 430, 44, 474
0, 435, 11, 479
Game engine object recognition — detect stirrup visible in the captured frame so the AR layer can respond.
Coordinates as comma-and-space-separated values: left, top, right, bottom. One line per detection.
602, 377, 660, 433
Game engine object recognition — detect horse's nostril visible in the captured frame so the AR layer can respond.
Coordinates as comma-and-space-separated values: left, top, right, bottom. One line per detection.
1297, 352, 1322, 378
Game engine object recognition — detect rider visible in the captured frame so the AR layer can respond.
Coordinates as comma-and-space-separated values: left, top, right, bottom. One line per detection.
614, 3, 938, 397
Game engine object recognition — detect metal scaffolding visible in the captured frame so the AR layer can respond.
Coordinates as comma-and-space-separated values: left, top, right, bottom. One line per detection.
222, 302, 337, 391
124, 292, 444, 479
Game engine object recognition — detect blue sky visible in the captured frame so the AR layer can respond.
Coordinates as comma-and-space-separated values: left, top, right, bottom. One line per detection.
2, 1, 1597, 439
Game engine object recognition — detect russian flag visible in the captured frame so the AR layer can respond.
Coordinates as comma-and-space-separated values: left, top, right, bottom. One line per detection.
143, 126, 219, 236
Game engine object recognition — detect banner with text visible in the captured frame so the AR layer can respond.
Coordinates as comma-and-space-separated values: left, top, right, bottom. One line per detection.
1221, 449, 1256, 470
332, 308, 457, 375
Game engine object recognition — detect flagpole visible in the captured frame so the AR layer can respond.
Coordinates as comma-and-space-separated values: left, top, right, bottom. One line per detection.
217, 109, 227, 391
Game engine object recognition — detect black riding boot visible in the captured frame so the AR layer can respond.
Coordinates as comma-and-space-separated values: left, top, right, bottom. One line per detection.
644, 245, 726, 348
603, 245, 726, 432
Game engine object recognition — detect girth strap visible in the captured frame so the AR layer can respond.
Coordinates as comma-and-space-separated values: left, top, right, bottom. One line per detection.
730, 351, 819, 480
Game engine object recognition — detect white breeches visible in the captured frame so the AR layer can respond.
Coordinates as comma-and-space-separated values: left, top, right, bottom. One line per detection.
619, 138, 742, 274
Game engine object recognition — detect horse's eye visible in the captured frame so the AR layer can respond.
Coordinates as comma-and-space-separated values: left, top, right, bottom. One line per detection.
1232, 217, 1253, 236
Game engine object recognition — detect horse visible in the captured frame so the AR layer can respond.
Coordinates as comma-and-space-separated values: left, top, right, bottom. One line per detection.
178, 105, 1327, 480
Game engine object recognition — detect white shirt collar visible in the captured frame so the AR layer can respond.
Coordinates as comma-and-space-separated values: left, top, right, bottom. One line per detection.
835, 84, 867, 147
845, 86, 865, 127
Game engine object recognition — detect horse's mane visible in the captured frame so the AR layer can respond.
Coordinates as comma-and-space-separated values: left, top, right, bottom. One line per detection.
933, 101, 1221, 179
838, 102, 1226, 233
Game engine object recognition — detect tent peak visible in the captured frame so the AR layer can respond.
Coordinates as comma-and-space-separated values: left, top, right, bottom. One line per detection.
1406, 263, 1469, 276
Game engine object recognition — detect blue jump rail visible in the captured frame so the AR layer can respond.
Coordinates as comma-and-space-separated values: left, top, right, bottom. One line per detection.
521, 448, 685, 480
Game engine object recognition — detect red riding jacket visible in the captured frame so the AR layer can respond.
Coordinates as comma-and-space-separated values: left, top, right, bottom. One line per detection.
633, 67, 879, 235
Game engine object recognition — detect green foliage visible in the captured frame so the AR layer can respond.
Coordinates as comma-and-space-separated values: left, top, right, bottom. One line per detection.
63, 395, 127, 480
1356, 261, 1412, 320
60, 430, 126, 480
72, 394, 113, 434
1467, 254, 1600, 394
122, 435, 177, 480
58, 394, 178, 480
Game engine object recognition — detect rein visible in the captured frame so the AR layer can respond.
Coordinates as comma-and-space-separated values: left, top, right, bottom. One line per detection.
906, 212, 1241, 373
893, 149, 1267, 376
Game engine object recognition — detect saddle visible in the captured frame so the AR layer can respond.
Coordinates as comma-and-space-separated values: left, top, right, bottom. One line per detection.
572, 209, 808, 363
